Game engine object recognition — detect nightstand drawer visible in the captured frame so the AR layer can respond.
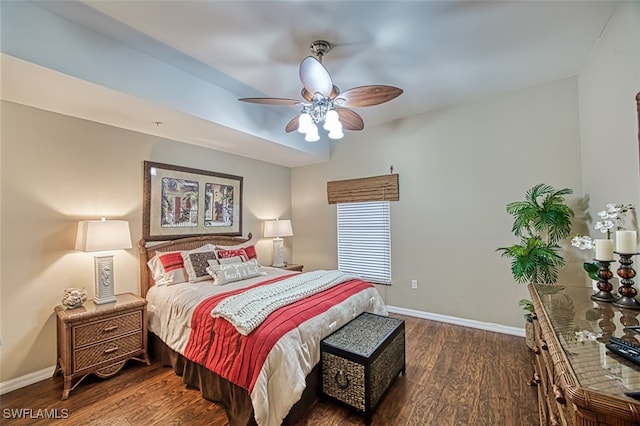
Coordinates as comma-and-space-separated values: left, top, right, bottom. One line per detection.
73, 332, 142, 372
73, 311, 142, 347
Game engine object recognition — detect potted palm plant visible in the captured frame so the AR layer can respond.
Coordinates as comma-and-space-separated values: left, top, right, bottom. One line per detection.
497, 184, 574, 347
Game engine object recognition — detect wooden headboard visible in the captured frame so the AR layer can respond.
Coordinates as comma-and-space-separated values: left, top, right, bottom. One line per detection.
138, 233, 253, 297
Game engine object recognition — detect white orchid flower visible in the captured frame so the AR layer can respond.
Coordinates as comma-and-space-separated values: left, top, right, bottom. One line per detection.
571, 238, 584, 249
595, 220, 614, 233
571, 235, 594, 250
607, 203, 622, 214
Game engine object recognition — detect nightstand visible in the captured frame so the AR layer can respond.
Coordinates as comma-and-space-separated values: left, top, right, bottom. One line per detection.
53, 292, 150, 399
278, 263, 304, 272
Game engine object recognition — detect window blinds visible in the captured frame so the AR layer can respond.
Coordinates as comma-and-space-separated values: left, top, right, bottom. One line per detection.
337, 201, 391, 285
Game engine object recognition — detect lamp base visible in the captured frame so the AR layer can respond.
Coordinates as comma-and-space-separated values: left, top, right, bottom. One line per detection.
271, 237, 285, 268
94, 255, 117, 304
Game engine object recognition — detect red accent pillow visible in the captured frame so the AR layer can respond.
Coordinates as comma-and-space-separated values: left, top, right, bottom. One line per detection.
243, 244, 257, 259
147, 244, 216, 286
148, 251, 187, 285
159, 252, 185, 272
217, 248, 249, 261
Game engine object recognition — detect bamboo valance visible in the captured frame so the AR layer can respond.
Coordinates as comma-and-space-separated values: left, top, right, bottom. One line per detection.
327, 174, 399, 204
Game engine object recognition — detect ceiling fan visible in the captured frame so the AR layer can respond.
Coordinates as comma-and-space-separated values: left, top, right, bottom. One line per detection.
239, 40, 403, 141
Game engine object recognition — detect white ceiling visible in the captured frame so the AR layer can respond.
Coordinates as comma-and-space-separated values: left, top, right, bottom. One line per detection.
0, 1, 620, 167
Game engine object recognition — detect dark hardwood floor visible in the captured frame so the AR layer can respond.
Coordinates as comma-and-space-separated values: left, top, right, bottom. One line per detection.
1, 315, 538, 425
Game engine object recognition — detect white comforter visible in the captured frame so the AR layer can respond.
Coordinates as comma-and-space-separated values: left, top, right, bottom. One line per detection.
146, 267, 388, 426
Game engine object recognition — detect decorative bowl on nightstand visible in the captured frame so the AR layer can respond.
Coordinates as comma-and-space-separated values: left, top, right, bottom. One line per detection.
61, 287, 87, 309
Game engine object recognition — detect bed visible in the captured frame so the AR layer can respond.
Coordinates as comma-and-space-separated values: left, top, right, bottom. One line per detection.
138, 233, 388, 426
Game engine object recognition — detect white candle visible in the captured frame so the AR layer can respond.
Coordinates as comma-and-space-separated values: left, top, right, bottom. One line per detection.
616, 230, 638, 254
595, 239, 614, 261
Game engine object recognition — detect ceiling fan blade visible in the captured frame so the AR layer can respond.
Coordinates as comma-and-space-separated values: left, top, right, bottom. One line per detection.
335, 85, 403, 108
301, 85, 340, 102
285, 115, 299, 133
337, 108, 364, 131
299, 56, 333, 98
239, 97, 301, 106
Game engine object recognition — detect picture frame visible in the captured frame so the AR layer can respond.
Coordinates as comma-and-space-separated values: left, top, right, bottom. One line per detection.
143, 161, 243, 240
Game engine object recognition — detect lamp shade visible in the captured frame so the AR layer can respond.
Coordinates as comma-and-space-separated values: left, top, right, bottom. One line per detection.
75, 219, 132, 252
263, 219, 293, 238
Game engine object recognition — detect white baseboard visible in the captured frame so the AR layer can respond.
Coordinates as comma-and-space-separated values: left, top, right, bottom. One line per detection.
0, 366, 56, 395
386, 305, 525, 337
1, 308, 524, 395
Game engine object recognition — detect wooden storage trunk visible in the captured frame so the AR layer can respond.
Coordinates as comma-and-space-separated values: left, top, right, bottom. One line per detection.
321, 312, 405, 424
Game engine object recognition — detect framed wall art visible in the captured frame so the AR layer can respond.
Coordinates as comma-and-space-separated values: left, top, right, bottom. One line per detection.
143, 161, 243, 240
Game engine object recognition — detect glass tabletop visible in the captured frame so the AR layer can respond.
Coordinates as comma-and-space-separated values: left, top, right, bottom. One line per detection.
533, 284, 640, 397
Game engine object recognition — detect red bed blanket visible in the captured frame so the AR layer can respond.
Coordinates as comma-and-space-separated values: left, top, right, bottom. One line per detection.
183, 274, 375, 393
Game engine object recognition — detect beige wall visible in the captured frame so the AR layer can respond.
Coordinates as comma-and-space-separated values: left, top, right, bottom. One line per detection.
0, 101, 291, 382
292, 77, 584, 329
579, 1, 640, 219
290, 2, 640, 330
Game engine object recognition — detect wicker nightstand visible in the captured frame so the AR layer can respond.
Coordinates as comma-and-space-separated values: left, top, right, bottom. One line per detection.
321, 313, 405, 425
53, 292, 150, 399
278, 263, 304, 272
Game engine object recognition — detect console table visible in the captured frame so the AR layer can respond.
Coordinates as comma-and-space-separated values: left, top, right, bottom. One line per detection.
529, 283, 640, 425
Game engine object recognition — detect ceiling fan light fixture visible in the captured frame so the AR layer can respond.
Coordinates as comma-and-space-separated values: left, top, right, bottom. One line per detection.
323, 109, 340, 131
328, 127, 344, 140
298, 112, 313, 133
304, 125, 320, 142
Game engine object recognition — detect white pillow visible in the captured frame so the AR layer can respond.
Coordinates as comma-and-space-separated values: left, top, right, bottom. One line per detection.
147, 244, 215, 286
217, 255, 245, 265
206, 258, 264, 285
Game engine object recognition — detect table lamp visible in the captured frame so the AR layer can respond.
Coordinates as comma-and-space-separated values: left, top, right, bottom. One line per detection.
263, 219, 293, 267
75, 218, 132, 304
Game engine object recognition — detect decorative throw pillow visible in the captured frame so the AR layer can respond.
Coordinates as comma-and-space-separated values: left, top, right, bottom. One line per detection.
216, 243, 258, 260
147, 251, 186, 286
216, 255, 245, 265
206, 258, 264, 285
147, 244, 215, 285
183, 250, 218, 282
216, 248, 249, 261
243, 245, 257, 259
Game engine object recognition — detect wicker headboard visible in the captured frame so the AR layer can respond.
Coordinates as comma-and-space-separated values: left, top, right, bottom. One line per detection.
138, 233, 253, 297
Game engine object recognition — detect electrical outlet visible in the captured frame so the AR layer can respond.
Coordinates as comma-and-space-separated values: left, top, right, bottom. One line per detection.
411, 279, 418, 289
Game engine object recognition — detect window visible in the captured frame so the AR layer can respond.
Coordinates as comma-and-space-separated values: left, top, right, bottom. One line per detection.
337, 201, 391, 285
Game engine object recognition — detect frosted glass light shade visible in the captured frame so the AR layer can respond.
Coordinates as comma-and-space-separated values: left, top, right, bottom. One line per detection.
304, 124, 320, 142
298, 113, 313, 133
328, 126, 344, 140
323, 109, 340, 131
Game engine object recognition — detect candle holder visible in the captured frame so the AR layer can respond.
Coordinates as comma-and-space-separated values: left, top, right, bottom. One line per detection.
588, 301, 616, 343
613, 252, 640, 310
619, 308, 640, 345
591, 259, 617, 302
